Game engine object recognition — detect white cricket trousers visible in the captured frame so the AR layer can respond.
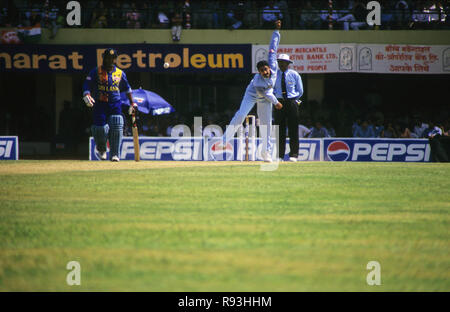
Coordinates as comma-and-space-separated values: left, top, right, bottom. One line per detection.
223, 93, 273, 154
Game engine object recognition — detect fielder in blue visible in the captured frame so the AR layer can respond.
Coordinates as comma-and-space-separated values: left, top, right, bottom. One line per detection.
82, 48, 136, 162
222, 20, 283, 162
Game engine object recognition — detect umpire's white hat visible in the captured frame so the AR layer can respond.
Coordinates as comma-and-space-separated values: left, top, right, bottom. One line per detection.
277, 54, 293, 63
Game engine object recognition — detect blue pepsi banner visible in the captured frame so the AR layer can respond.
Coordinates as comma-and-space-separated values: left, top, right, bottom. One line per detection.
90, 137, 203, 161
90, 137, 322, 162
0, 44, 251, 73
0, 136, 19, 160
290, 139, 321, 161
204, 137, 321, 161
323, 138, 430, 162
90, 137, 430, 162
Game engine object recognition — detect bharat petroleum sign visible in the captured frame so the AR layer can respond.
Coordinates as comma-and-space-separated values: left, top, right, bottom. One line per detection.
0, 44, 251, 73
95, 48, 244, 70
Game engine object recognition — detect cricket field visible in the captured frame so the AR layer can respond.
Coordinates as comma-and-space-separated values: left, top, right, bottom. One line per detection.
0, 160, 448, 291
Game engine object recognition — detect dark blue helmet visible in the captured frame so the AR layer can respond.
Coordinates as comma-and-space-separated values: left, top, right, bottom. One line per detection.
103, 48, 118, 58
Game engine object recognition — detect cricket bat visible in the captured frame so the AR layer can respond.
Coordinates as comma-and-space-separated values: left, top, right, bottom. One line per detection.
131, 112, 140, 162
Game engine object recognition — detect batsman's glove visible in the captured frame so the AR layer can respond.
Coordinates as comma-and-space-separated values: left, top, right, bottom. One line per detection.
128, 103, 138, 115
83, 93, 95, 107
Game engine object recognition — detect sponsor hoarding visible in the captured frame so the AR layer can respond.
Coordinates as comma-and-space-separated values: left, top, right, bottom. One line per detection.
324, 138, 430, 162
89, 137, 203, 161
89, 137, 320, 162
0, 136, 19, 160
252, 44, 450, 74
0, 44, 251, 73
90, 137, 430, 162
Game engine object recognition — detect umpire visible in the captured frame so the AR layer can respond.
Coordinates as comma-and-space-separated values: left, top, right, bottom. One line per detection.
274, 54, 304, 161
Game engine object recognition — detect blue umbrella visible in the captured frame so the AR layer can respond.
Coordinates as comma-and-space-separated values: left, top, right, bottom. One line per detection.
121, 88, 175, 116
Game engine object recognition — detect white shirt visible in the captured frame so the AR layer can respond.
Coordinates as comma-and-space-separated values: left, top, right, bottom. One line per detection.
244, 30, 280, 106
298, 124, 311, 138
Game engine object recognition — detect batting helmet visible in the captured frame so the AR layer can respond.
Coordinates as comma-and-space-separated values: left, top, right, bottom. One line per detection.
103, 48, 118, 58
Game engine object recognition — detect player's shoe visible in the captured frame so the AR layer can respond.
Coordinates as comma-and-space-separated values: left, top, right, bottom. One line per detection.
262, 151, 272, 163
111, 155, 120, 162
95, 148, 107, 160
288, 157, 298, 162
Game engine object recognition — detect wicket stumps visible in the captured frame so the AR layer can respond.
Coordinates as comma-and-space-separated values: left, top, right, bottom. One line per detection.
244, 115, 256, 161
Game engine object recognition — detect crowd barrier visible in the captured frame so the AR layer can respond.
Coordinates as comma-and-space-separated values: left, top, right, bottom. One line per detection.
89, 137, 430, 162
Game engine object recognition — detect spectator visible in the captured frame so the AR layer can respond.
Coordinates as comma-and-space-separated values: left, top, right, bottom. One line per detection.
155, 3, 170, 28
410, 1, 442, 29
193, 0, 213, 29
445, 1, 450, 28
380, 0, 395, 29
381, 122, 397, 138
226, 1, 246, 30
244, 1, 260, 29
43, 1, 62, 39
182, 0, 192, 29
23, 2, 42, 27
354, 120, 376, 137
298, 123, 312, 138
319, 1, 340, 29
393, 0, 411, 29
309, 121, 330, 138
0, 2, 7, 27
109, 0, 125, 28
374, 119, 384, 137
171, 10, 183, 41
413, 118, 429, 137
276, 0, 290, 28
126, 2, 141, 29
261, 0, 282, 29
326, 122, 336, 137
337, 1, 367, 30
421, 121, 436, 138
399, 125, 413, 138
427, 121, 449, 162
298, 1, 322, 30
427, 1, 446, 24
352, 119, 362, 136
91, 9, 108, 28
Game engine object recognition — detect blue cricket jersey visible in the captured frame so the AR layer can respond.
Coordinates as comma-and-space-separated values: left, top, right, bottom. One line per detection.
82, 65, 132, 103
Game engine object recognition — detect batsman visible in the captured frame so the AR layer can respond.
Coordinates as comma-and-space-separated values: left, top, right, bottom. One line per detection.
82, 48, 137, 162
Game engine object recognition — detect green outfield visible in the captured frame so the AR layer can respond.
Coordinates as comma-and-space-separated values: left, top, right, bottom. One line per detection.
0, 160, 448, 291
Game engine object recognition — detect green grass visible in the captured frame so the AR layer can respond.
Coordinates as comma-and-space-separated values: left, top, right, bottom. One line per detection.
0, 161, 449, 291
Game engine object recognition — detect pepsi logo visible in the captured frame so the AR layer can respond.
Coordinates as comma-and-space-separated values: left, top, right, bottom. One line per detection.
135, 97, 145, 104
327, 141, 350, 161
210, 141, 233, 160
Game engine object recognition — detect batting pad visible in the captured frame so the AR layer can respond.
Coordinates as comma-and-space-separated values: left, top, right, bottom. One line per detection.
91, 124, 109, 153
108, 115, 124, 159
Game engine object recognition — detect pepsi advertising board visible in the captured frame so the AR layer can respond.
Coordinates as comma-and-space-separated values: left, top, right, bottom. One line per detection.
287, 139, 321, 161
324, 138, 430, 162
90, 137, 322, 161
90, 137, 430, 162
0, 136, 19, 160
204, 138, 322, 161
90, 137, 203, 161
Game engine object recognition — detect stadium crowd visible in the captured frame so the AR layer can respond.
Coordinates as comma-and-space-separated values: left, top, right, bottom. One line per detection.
1, 0, 450, 33
120, 98, 450, 143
